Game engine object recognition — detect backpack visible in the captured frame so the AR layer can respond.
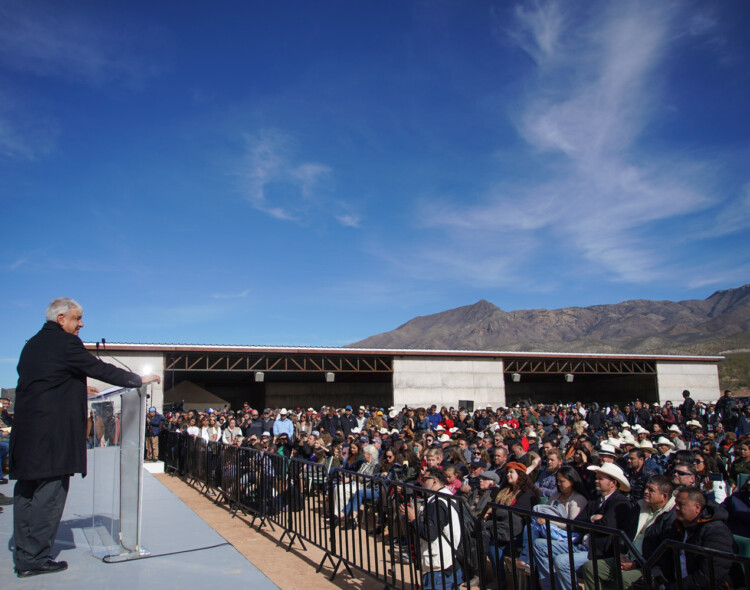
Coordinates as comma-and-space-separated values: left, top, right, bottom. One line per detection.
442, 498, 479, 573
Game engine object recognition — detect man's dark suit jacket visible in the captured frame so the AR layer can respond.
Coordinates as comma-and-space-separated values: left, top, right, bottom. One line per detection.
10, 321, 143, 480
577, 488, 633, 559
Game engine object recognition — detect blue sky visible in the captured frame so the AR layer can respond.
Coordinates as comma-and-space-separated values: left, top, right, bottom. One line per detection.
2, 1, 749, 387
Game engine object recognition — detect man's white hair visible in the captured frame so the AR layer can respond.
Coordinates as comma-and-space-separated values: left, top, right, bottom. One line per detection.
46, 297, 83, 321
362, 444, 379, 463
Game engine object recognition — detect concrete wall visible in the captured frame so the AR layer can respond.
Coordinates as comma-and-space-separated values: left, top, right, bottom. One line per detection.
656, 362, 721, 406
86, 351, 165, 412
393, 356, 505, 409
265, 382, 392, 411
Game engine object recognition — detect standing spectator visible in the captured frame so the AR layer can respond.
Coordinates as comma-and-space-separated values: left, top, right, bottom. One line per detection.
716, 390, 739, 432
0, 398, 11, 487
355, 407, 367, 431
402, 468, 463, 590
679, 390, 695, 424
340, 405, 358, 437
244, 409, 263, 438
222, 417, 242, 445
86, 409, 105, 449
145, 406, 163, 461
261, 408, 275, 435
272, 408, 295, 442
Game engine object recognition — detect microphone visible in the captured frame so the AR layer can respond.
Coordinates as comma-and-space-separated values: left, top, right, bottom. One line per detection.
99, 338, 133, 372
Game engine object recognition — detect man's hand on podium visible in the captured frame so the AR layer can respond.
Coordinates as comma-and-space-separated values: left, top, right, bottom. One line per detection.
87, 386, 100, 396
142, 374, 161, 385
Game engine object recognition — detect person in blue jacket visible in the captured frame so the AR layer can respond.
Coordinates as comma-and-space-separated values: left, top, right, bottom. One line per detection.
145, 406, 164, 461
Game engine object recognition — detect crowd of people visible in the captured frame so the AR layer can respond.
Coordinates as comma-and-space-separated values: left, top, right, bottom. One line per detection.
154, 388, 750, 590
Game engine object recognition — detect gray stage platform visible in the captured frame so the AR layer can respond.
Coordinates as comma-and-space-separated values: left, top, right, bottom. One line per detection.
0, 448, 279, 589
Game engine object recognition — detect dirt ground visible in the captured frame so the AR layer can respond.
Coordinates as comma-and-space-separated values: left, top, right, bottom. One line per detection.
155, 473, 386, 590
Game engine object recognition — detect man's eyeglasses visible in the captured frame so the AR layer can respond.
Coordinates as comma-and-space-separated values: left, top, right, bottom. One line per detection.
473, 451, 482, 455
674, 470, 693, 477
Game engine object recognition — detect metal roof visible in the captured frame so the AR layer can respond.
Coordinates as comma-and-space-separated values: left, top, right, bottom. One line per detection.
83, 342, 723, 363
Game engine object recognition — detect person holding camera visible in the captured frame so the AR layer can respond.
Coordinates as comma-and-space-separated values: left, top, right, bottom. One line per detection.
402, 467, 463, 590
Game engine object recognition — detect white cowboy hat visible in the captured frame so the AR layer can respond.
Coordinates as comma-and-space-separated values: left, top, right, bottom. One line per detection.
350, 427, 361, 434
605, 437, 622, 449
619, 434, 637, 446
639, 439, 655, 450
437, 434, 451, 442
686, 420, 703, 429
587, 463, 631, 492
435, 424, 446, 431
668, 425, 682, 434
655, 436, 675, 449
598, 443, 618, 457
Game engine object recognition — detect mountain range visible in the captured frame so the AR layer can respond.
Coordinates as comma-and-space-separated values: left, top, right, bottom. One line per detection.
349, 284, 750, 356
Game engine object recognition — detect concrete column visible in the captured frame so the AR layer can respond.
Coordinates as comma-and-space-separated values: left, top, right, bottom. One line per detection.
392, 356, 505, 409
656, 361, 721, 406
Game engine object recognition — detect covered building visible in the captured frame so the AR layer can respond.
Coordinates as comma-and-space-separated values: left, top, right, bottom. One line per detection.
82, 343, 722, 412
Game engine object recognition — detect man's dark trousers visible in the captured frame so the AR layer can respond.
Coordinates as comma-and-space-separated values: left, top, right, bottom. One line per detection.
13, 476, 70, 569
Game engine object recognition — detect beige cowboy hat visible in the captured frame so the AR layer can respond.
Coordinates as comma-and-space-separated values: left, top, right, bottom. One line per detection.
598, 443, 619, 457
587, 463, 631, 492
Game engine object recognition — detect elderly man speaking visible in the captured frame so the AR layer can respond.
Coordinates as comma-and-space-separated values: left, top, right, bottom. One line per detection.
9, 297, 160, 578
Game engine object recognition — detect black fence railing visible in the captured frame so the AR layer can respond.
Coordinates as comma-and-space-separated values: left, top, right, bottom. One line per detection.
158, 431, 750, 590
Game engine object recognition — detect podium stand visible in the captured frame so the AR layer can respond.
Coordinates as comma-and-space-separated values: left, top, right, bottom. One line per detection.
86, 384, 150, 562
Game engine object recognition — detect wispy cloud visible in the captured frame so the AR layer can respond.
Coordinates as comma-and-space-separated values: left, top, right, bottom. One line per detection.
0, 1, 164, 85
336, 213, 361, 228
236, 129, 332, 221
0, 2, 164, 161
212, 289, 251, 300
409, 1, 738, 287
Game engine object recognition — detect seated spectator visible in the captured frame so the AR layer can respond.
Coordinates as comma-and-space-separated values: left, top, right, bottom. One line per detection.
656, 487, 734, 590
535, 448, 563, 498
458, 456, 486, 499
723, 478, 750, 537
489, 446, 508, 485
341, 444, 380, 526
444, 465, 463, 495
626, 448, 655, 501
571, 446, 597, 496
547, 465, 589, 520
654, 436, 676, 474
729, 440, 750, 488
484, 462, 539, 579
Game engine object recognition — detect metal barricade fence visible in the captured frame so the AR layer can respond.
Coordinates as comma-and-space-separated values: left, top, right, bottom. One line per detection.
641, 538, 750, 590
159, 433, 750, 590
326, 467, 397, 586
477, 498, 642, 590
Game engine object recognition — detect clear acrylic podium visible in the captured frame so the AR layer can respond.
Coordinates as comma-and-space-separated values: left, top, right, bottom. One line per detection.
85, 384, 150, 562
